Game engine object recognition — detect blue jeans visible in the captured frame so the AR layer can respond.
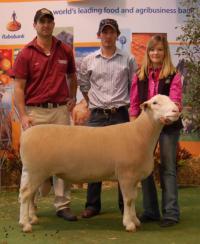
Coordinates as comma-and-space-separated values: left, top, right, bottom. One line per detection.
141, 129, 180, 221
85, 107, 129, 213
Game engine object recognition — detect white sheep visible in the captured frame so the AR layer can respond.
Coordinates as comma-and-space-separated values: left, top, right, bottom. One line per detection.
19, 94, 180, 233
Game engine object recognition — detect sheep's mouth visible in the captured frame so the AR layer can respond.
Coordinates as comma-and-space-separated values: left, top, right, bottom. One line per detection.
167, 114, 179, 119
160, 115, 179, 125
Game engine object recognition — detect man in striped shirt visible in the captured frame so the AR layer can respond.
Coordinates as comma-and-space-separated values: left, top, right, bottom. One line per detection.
79, 18, 137, 218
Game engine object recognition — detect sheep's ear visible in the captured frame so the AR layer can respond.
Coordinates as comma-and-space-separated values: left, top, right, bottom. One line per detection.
140, 101, 149, 111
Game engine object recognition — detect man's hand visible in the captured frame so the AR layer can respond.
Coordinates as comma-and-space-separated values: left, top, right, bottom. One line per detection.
72, 99, 90, 125
67, 98, 76, 112
21, 114, 33, 130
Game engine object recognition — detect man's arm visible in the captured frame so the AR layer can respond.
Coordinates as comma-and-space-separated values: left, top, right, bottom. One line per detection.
67, 73, 77, 112
79, 56, 91, 107
81, 92, 89, 107
14, 78, 32, 130
128, 55, 138, 91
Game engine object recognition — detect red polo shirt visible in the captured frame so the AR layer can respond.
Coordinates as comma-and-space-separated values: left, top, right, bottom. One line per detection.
13, 36, 76, 105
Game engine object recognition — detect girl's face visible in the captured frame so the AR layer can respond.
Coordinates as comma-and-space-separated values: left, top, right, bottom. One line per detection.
148, 41, 165, 67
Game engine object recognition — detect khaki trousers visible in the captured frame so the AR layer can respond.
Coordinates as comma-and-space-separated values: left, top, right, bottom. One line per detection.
20, 105, 71, 211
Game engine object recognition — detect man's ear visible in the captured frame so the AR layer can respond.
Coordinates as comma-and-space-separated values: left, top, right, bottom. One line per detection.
140, 101, 149, 111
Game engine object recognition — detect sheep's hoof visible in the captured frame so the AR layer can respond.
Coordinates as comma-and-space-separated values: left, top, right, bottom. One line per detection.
30, 216, 39, 225
19, 221, 23, 227
125, 222, 136, 232
22, 223, 32, 233
134, 217, 141, 227
19, 220, 26, 227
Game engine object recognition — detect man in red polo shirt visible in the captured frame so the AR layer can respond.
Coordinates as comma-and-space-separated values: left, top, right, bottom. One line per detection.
13, 8, 77, 221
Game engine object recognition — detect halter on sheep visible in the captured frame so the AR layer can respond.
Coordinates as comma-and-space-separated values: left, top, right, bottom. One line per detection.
19, 94, 180, 233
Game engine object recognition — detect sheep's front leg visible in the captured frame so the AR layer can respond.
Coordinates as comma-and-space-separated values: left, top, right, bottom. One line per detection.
129, 187, 141, 228
119, 180, 140, 232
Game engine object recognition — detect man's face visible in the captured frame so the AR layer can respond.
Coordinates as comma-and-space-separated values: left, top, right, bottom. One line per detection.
34, 17, 55, 38
98, 26, 118, 48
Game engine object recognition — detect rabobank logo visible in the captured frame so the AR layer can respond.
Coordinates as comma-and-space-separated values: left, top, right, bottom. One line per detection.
1, 11, 24, 40
7, 11, 21, 31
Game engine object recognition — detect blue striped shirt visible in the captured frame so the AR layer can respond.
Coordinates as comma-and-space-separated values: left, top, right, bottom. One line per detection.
79, 48, 137, 109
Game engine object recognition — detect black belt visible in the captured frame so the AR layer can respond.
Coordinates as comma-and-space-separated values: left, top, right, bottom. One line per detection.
92, 105, 128, 115
27, 102, 66, 109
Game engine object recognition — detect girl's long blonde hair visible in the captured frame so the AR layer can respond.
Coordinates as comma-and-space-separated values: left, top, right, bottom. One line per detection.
138, 35, 176, 80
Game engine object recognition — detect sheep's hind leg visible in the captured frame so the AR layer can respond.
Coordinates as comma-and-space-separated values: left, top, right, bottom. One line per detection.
19, 185, 33, 233
19, 174, 45, 232
29, 192, 39, 225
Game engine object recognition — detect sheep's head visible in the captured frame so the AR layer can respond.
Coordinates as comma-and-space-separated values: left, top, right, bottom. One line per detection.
140, 95, 180, 125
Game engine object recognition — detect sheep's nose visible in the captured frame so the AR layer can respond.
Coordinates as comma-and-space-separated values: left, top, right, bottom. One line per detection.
172, 108, 180, 116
